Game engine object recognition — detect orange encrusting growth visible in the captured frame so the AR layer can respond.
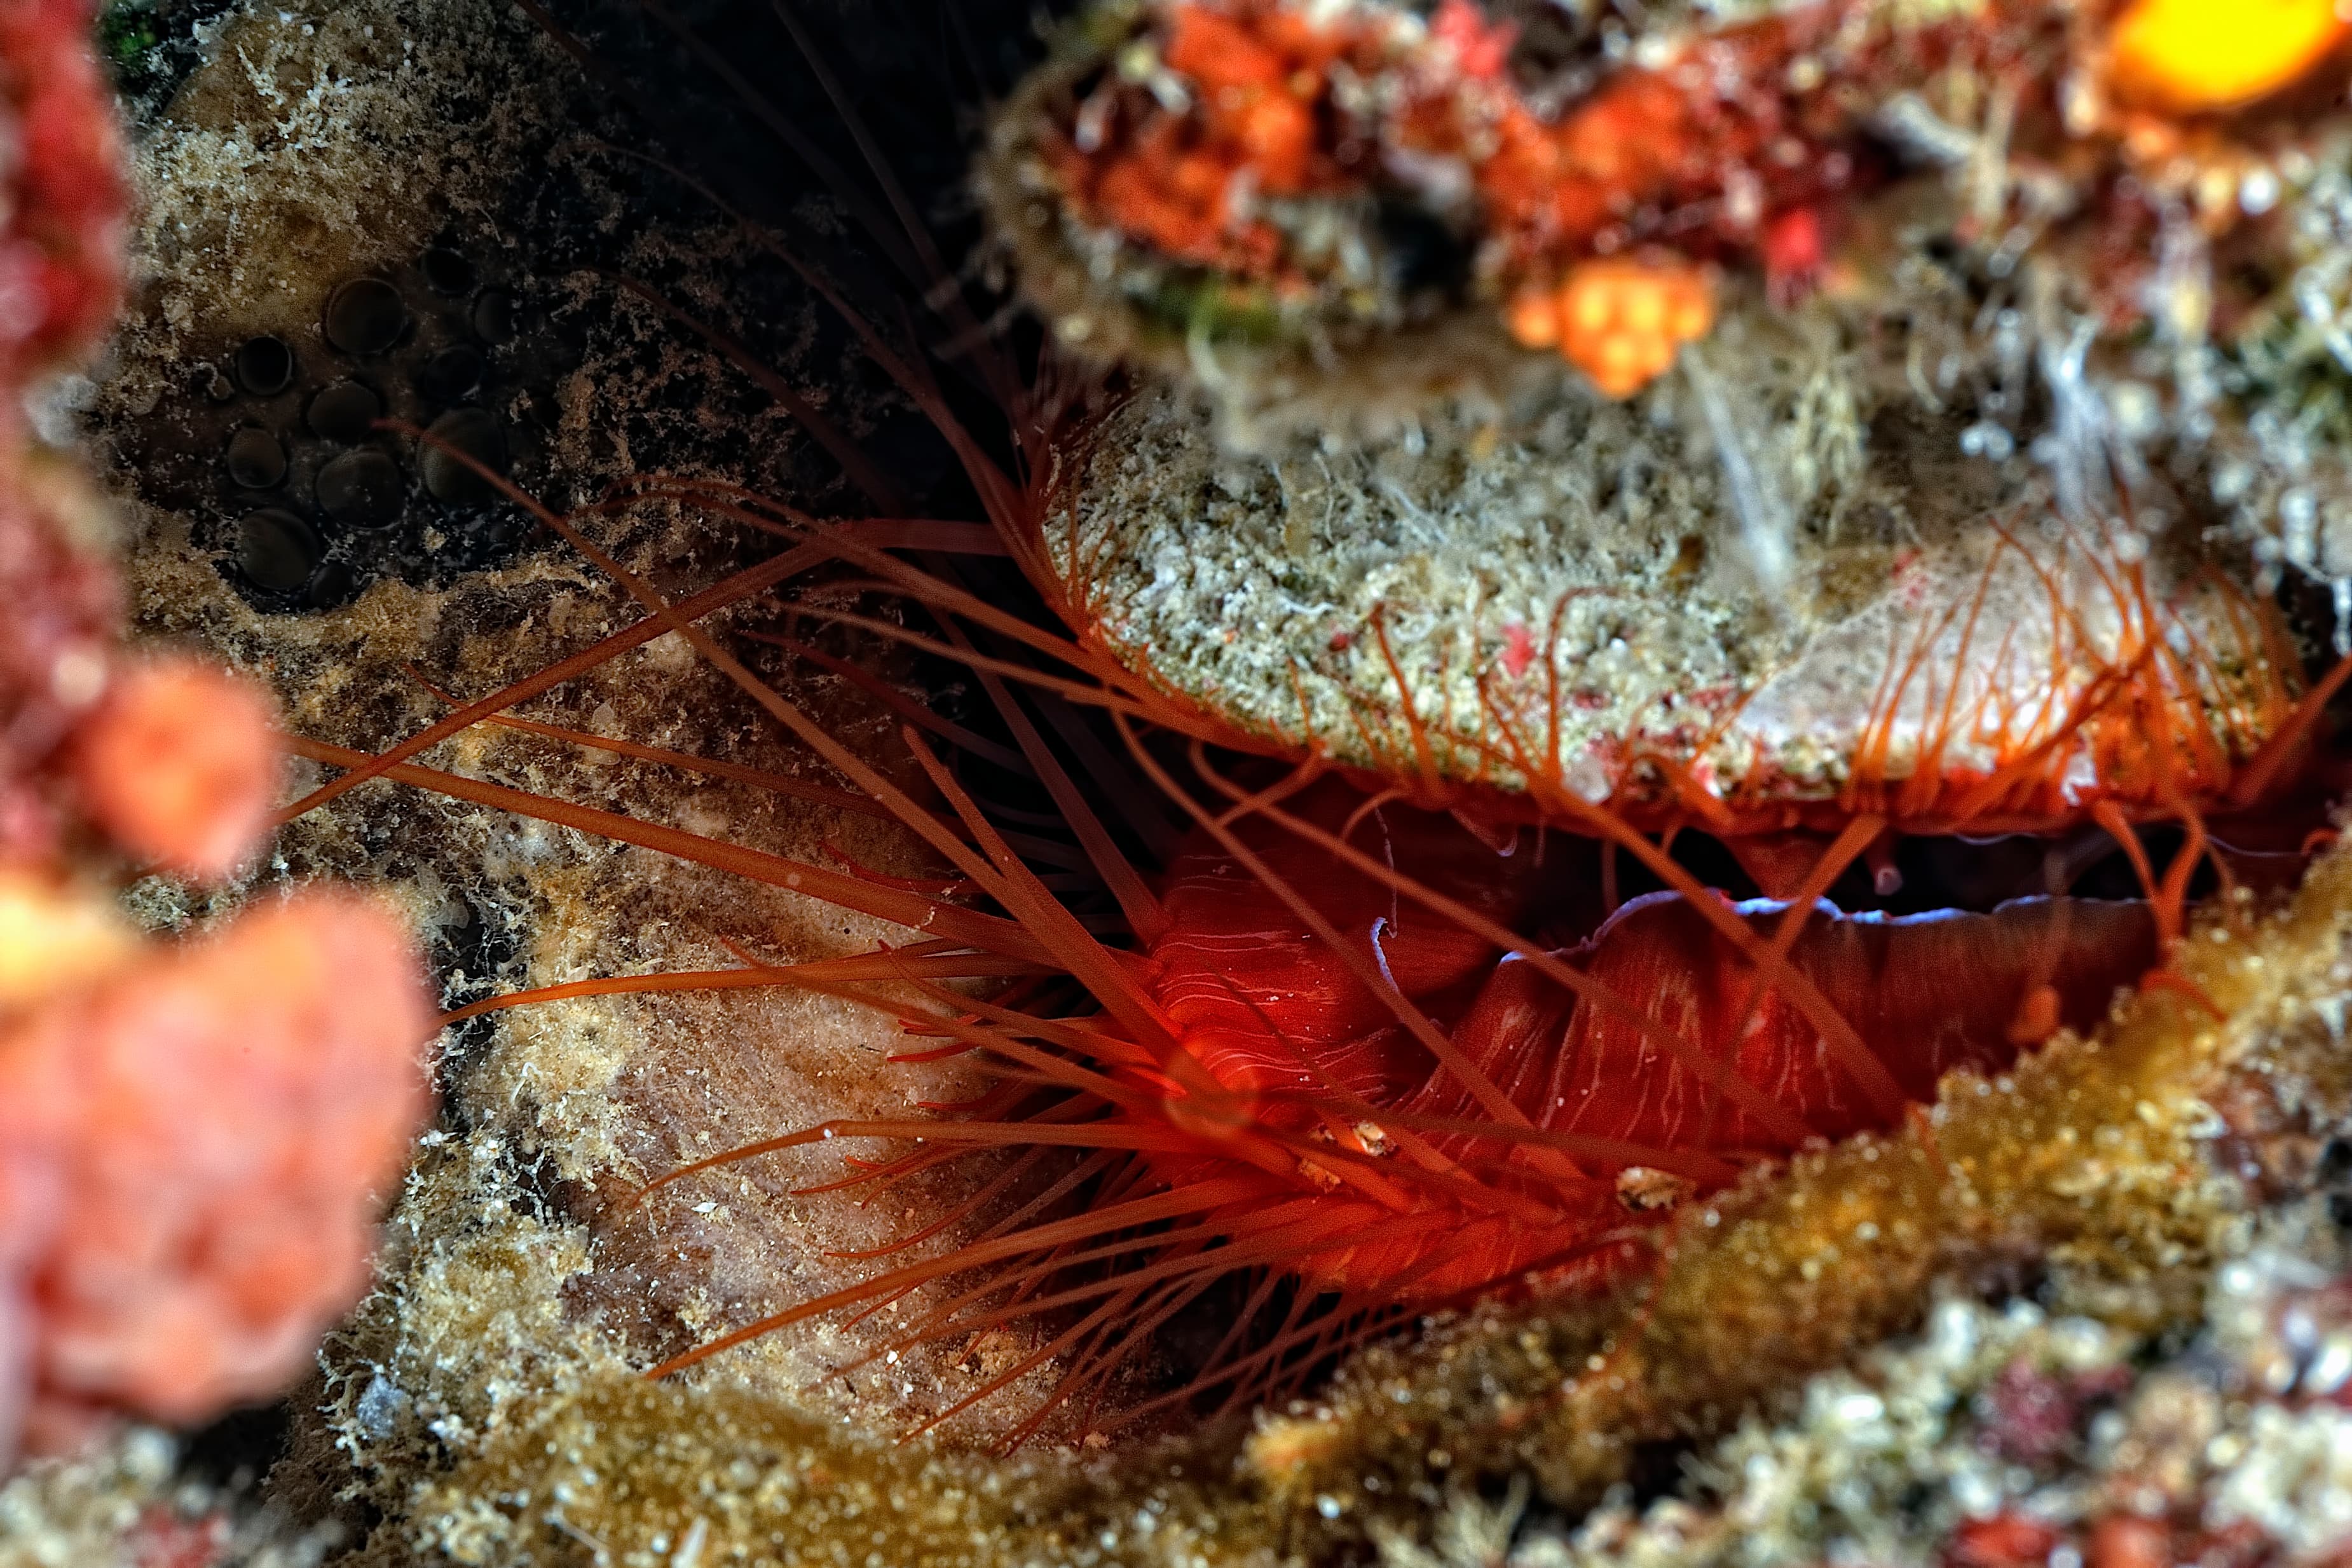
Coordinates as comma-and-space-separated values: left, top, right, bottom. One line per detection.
0, 895, 432, 1449
1505, 257, 1716, 398
1041, 0, 1853, 393
70, 657, 280, 881
1047, 2, 1393, 282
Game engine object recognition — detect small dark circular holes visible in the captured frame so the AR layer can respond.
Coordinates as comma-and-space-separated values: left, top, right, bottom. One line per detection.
236, 508, 322, 592
224, 428, 287, 490
304, 560, 356, 610
470, 290, 516, 344
417, 344, 484, 404
306, 379, 382, 444
420, 247, 476, 296
316, 449, 406, 529
233, 335, 296, 397
323, 278, 409, 356
193, 363, 235, 402
421, 408, 508, 505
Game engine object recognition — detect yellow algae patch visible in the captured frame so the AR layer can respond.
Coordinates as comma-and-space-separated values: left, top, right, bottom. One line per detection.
2107, 0, 2346, 110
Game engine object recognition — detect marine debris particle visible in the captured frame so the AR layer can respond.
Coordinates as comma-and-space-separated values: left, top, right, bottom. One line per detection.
322, 835, 2352, 1568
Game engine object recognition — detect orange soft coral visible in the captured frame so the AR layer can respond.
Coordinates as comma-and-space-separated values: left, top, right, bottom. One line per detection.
1506, 255, 1717, 397
1025, 0, 2352, 397
0, 463, 117, 865
1046, 0, 1404, 280
70, 658, 280, 882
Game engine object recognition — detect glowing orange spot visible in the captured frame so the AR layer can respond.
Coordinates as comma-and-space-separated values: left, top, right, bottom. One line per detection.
1505, 285, 1561, 348
1508, 257, 1716, 398
2106, 0, 2346, 110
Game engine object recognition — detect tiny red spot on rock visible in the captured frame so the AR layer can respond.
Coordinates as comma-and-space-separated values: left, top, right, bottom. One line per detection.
1501, 622, 1536, 678
1949, 1512, 2061, 1568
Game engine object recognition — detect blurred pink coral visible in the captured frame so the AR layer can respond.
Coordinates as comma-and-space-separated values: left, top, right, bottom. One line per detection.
0, 461, 120, 864
0, 893, 434, 1459
72, 657, 282, 882
0, 0, 438, 1478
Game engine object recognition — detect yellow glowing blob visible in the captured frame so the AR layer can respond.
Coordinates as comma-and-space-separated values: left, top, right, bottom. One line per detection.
0, 871, 130, 1007
2107, 0, 2346, 111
